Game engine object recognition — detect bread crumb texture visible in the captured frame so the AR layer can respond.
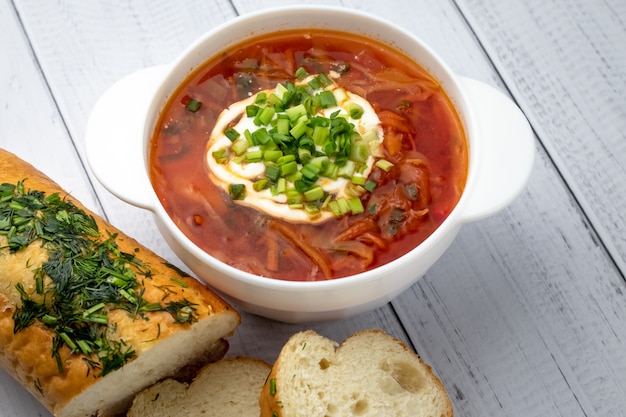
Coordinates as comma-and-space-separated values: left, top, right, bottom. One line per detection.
260, 329, 453, 417
128, 357, 271, 417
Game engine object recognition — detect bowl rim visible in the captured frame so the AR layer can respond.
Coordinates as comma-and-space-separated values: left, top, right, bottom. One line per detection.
143, 4, 476, 290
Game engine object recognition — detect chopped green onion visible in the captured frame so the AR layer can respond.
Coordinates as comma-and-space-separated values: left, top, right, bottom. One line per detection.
255, 92, 267, 104
83, 302, 106, 318
231, 137, 249, 156
246, 149, 264, 163
346, 184, 366, 197
350, 141, 369, 163
289, 120, 308, 139
224, 126, 240, 141
280, 160, 298, 177
285, 104, 307, 123
272, 133, 292, 144
77, 340, 92, 355
337, 198, 351, 215
264, 150, 283, 162
268, 93, 283, 107
317, 90, 337, 108
304, 204, 321, 215
59, 332, 77, 351
252, 128, 272, 145
108, 276, 128, 288
362, 128, 378, 143
322, 162, 338, 179
246, 105, 260, 117
368, 140, 384, 158
364, 180, 377, 192
317, 73, 333, 87
294, 67, 309, 81
276, 154, 296, 165
85, 314, 108, 324
253, 179, 269, 191
298, 147, 312, 165
304, 186, 324, 202
328, 200, 342, 217
310, 156, 330, 171
348, 102, 364, 119
256, 106, 275, 126
119, 288, 137, 304
229, 184, 246, 200
274, 83, 288, 100
333, 88, 348, 105
301, 163, 320, 181
375, 159, 394, 172
185, 98, 202, 112
348, 197, 364, 215
338, 160, 356, 178
276, 117, 290, 135
312, 125, 330, 146
241, 129, 253, 145
308, 77, 321, 90
262, 139, 279, 151
276, 178, 287, 194
265, 164, 281, 182
286, 190, 303, 205
212, 149, 228, 164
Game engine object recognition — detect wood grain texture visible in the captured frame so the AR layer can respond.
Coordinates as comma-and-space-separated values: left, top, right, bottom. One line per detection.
457, 0, 626, 273
1, 0, 625, 416
0, 2, 87, 416
11, 0, 241, 263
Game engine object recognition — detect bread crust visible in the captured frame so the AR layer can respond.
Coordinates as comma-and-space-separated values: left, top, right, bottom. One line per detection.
0, 149, 240, 416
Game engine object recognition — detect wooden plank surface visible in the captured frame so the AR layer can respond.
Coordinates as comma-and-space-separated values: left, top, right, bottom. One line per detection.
0, 2, 93, 416
0, 0, 624, 416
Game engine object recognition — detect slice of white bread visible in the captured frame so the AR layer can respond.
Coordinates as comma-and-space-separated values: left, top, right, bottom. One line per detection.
127, 357, 271, 417
259, 329, 453, 417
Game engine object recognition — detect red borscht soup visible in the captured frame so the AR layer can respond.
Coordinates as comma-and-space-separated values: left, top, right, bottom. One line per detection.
150, 29, 468, 281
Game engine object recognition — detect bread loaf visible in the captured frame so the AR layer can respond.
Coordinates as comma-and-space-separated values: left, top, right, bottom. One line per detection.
259, 329, 453, 417
127, 357, 271, 417
0, 149, 240, 417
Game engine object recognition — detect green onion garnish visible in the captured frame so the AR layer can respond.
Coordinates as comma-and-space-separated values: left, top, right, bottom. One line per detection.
375, 159, 394, 172
213, 70, 385, 218
229, 184, 246, 200
224, 126, 240, 141
185, 98, 202, 113
348, 102, 364, 119
294, 67, 309, 81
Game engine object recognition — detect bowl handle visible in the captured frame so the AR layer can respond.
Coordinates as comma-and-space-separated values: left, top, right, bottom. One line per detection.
85, 66, 168, 211
457, 76, 536, 223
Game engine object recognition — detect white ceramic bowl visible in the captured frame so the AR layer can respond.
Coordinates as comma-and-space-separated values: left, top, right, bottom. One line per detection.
86, 6, 535, 323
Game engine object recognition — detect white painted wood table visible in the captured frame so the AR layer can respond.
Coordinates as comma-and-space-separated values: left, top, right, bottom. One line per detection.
1, 0, 624, 416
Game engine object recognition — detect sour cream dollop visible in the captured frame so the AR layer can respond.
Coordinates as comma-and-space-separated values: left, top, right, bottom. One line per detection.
206, 75, 383, 224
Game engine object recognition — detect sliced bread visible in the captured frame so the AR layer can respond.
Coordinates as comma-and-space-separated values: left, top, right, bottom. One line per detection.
128, 357, 271, 417
259, 329, 453, 417
0, 149, 241, 417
